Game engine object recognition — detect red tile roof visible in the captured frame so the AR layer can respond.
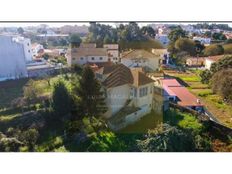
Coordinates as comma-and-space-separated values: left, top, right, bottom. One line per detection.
121, 49, 159, 59
160, 79, 182, 87
169, 86, 203, 107
161, 79, 203, 107
101, 64, 154, 88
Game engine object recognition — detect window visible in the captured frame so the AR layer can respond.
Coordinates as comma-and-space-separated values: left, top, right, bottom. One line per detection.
139, 87, 148, 97
99, 57, 103, 60
134, 88, 137, 97
92, 57, 95, 60
28, 50, 30, 53
27, 43, 29, 46
130, 88, 134, 97
72, 58, 76, 60
80, 57, 84, 60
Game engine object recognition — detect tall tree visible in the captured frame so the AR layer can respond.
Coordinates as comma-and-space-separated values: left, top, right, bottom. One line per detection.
168, 26, 186, 42
174, 38, 196, 56
52, 80, 72, 119
140, 26, 156, 38
204, 44, 224, 56
17, 27, 24, 35
75, 66, 107, 118
70, 33, 82, 48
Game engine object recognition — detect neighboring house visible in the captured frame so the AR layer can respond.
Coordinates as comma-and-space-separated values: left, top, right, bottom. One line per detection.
193, 36, 211, 45
103, 44, 119, 63
121, 49, 161, 72
204, 55, 224, 70
66, 43, 119, 66
31, 43, 44, 58
0, 35, 28, 81
155, 34, 170, 46
12, 36, 33, 62
152, 49, 170, 64
95, 64, 154, 119
44, 49, 66, 58
186, 57, 205, 67
158, 78, 204, 112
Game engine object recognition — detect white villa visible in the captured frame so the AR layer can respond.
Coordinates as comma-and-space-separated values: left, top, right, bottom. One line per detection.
67, 43, 119, 66
0, 35, 28, 81
94, 63, 154, 130
121, 49, 161, 72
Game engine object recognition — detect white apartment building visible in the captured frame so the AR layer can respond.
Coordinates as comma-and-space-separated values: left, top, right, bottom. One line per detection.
0, 35, 28, 81
12, 36, 33, 62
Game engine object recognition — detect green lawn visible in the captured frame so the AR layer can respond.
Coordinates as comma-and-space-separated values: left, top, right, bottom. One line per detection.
119, 111, 163, 134
164, 108, 203, 133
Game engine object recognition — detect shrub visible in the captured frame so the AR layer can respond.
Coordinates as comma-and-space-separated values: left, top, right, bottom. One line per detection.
204, 44, 224, 56
223, 44, 232, 54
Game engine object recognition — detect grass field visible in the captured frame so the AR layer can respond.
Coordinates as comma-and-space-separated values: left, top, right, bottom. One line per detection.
0, 75, 72, 130
164, 70, 232, 128
120, 111, 163, 133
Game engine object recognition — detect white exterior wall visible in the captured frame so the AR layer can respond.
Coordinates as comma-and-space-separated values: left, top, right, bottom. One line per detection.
13, 37, 33, 62
205, 59, 214, 70
70, 55, 109, 65
22, 38, 33, 62
0, 36, 28, 81
131, 83, 153, 110
121, 58, 160, 71
105, 84, 131, 118
86, 56, 108, 63
107, 50, 119, 63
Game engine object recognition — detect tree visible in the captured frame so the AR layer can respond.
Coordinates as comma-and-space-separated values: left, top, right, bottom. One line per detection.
204, 31, 212, 38
194, 40, 205, 53
87, 131, 126, 152
74, 66, 107, 118
85, 22, 118, 47
140, 26, 156, 38
168, 26, 186, 42
136, 124, 196, 152
23, 79, 42, 105
200, 69, 212, 84
212, 32, 227, 41
52, 80, 72, 119
17, 27, 24, 35
211, 69, 232, 103
20, 129, 39, 151
43, 53, 49, 60
210, 55, 232, 73
70, 33, 82, 48
174, 38, 196, 56
204, 44, 224, 56
223, 44, 232, 54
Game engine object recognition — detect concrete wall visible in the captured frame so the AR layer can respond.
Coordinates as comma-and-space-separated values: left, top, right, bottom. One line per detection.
0, 36, 28, 81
